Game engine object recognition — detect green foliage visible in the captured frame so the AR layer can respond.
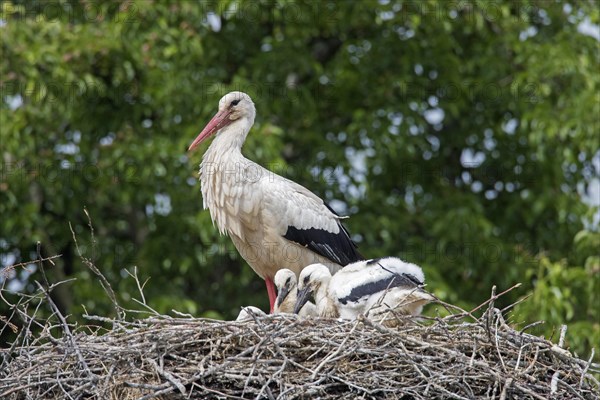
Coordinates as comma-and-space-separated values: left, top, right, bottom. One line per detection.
1, 1, 598, 359
514, 237, 600, 359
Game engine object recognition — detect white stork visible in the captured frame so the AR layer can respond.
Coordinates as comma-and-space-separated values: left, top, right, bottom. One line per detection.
273, 268, 316, 316
294, 257, 434, 321
188, 92, 363, 312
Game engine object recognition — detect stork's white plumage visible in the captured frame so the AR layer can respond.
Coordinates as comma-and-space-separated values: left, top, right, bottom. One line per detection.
295, 257, 434, 321
273, 268, 316, 317
188, 92, 362, 313
235, 306, 266, 321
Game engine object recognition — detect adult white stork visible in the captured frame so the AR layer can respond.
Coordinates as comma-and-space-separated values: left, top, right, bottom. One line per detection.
273, 268, 316, 316
188, 92, 363, 312
294, 257, 434, 321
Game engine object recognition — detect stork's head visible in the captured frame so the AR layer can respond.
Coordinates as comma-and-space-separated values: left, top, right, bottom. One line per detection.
188, 91, 256, 151
274, 268, 297, 308
294, 263, 331, 314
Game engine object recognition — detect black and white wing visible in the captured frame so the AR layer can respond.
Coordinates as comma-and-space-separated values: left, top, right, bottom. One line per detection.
329, 257, 426, 319
261, 175, 363, 267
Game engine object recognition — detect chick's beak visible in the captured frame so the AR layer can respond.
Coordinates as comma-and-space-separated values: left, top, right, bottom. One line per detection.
275, 285, 290, 309
294, 286, 313, 314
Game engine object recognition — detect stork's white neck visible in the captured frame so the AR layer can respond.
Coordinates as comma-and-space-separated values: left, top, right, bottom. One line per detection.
198, 115, 255, 233
203, 115, 254, 159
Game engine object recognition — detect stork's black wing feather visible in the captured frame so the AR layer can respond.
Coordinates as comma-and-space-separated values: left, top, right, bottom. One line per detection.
283, 203, 363, 266
337, 262, 424, 305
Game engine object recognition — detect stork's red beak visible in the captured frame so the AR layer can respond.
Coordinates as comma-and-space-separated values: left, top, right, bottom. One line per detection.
188, 108, 232, 152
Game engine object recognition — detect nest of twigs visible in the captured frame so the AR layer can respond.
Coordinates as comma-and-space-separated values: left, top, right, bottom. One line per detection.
1, 229, 599, 399
1, 293, 599, 400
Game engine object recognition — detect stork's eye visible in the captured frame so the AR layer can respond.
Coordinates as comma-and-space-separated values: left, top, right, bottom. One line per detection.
230, 99, 241, 107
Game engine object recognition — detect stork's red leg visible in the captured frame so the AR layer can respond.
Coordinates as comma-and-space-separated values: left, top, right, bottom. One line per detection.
265, 277, 277, 313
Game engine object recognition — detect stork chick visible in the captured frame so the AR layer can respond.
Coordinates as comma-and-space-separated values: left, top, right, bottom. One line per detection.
295, 257, 434, 322
235, 306, 266, 321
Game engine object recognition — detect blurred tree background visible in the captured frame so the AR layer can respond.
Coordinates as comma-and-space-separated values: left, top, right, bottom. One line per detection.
1, 1, 598, 359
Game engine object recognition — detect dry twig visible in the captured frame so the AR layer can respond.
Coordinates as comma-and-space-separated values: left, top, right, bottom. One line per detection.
1, 290, 598, 399
1, 235, 598, 399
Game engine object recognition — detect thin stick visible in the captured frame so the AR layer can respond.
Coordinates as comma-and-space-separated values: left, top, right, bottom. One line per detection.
1, 254, 62, 278
558, 325, 568, 348
469, 283, 522, 315
69, 221, 123, 321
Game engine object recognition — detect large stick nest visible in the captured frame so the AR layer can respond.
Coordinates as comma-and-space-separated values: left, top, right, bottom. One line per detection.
1, 296, 598, 399
1, 229, 598, 399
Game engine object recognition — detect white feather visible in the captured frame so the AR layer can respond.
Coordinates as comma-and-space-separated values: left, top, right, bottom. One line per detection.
298, 257, 434, 321
235, 306, 266, 321
330, 257, 425, 301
